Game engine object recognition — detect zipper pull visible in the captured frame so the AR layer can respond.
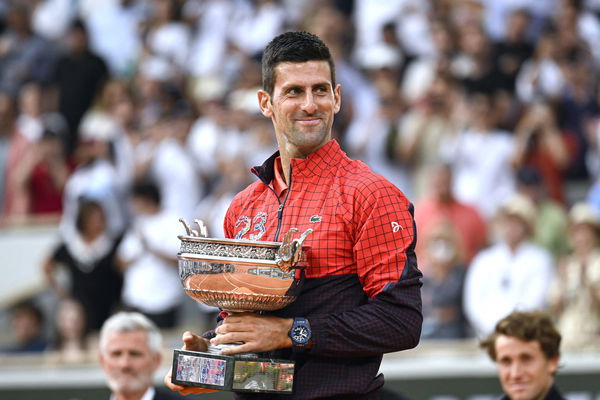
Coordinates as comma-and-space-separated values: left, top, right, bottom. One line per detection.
277, 203, 284, 220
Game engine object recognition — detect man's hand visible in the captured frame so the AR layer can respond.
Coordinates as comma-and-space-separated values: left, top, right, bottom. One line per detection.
211, 312, 293, 355
163, 331, 219, 395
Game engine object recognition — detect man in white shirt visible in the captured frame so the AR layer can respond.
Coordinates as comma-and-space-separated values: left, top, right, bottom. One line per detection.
464, 194, 555, 337
99, 311, 182, 400
116, 180, 183, 328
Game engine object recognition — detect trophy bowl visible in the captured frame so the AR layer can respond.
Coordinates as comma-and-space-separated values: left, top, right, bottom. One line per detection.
177, 219, 312, 312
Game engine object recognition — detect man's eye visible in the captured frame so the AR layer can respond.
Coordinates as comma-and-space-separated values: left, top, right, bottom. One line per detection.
315, 87, 328, 94
288, 88, 300, 95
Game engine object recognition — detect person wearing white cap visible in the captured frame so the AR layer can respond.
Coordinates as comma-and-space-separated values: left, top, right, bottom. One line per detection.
463, 194, 555, 337
548, 202, 600, 349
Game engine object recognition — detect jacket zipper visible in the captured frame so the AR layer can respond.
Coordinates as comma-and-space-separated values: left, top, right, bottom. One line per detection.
273, 165, 292, 241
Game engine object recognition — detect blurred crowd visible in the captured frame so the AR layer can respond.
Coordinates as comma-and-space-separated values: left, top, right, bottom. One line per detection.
1, 0, 600, 360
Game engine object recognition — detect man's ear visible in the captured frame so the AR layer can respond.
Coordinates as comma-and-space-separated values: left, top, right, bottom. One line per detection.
333, 84, 341, 114
258, 90, 273, 118
98, 352, 106, 370
152, 351, 162, 371
548, 356, 560, 376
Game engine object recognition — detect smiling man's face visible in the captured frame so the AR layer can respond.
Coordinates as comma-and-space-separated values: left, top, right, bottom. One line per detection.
258, 60, 341, 159
495, 335, 558, 400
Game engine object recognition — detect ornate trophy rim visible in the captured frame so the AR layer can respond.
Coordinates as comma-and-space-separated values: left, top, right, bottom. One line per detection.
178, 235, 284, 248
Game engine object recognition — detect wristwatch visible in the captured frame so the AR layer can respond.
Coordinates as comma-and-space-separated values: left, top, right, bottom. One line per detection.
288, 317, 311, 348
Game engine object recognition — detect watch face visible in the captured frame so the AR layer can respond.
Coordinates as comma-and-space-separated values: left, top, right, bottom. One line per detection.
292, 326, 309, 344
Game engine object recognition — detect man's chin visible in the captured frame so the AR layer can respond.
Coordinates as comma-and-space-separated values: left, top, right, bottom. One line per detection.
107, 376, 148, 395
506, 387, 531, 400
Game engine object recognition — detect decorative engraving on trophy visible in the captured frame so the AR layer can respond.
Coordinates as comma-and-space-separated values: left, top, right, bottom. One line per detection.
247, 267, 294, 280
179, 240, 278, 261
179, 260, 236, 281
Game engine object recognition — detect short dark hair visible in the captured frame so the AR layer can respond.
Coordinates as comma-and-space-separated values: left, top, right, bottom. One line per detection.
132, 180, 161, 206
75, 200, 105, 234
261, 31, 335, 95
11, 299, 44, 327
480, 310, 561, 361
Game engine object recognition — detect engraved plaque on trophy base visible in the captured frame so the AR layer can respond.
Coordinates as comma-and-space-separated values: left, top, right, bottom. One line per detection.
171, 349, 295, 394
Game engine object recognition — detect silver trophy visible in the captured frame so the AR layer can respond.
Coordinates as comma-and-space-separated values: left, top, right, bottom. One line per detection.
171, 219, 312, 394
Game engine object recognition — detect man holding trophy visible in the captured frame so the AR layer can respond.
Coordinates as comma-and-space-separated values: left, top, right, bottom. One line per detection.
165, 31, 423, 399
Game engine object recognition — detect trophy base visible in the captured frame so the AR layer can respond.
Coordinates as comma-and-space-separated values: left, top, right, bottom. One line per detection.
171, 349, 295, 394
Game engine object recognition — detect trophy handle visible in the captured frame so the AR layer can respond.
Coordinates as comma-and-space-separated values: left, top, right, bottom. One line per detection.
179, 218, 193, 236
276, 228, 313, 272
179, 218, 209, 237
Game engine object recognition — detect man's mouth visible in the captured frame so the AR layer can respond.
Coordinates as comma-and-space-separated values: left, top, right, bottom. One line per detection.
295, 118, 321, 126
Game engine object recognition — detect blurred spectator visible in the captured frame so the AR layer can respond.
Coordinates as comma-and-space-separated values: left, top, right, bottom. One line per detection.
451, 22, 501, 94
0, 3, 56, 96
441, 91, 516, 219
548, 202, 600, 350
135, 114, 200, 220
44, 200, 124, 332
31, 0, 76, 41
84, 0, 146, 78
194, 158, 253, 238
11, 128, 70, 219
421, 221, 469, 339
51, 19, 109, 154
516, 26, 566, 104
116, 180, 183, 329
229, 0, 287, 58
2, 84, 44, 221
554, 0, 600, 65
1, 83, 69, 222
143, 0, 191, 79
1, 299, 48, 353
479, 0, 552, 42
515, 166, 570, 258
492, 8, 534, 94
187, 95, 238, 188
99, 311, 183, 400
557, 51, 596, 181
0, 92, 16, 214
46, 298, 92, 364
512, 102, 571, 203
415, 163, 488, 265
398, 72, 463, 199
353, 0, 432, 64
401, 19, 457, 104
359, 63, 413, 196
184, 0, 236, 80
464, 194, 555, 337
60, 111, 129, 240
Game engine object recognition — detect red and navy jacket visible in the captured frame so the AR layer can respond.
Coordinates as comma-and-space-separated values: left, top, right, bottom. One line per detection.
220, 139, 422, 399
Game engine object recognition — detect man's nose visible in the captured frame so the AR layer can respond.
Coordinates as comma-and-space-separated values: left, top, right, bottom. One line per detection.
117, 354, 133, 368
301, 92, 317, 114
509, 362, 523, 378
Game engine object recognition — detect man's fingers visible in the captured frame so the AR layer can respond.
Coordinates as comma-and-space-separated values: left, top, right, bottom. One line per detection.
180, 387, 220, 395
211, 331, 249, 346
219, 342, 255, 355
164, 370, 185, 391
181, 331, 209, 352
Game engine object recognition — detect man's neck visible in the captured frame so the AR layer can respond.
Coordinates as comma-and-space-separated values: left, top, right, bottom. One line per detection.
277, 139, 331, 184
279, 153, 292, 185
